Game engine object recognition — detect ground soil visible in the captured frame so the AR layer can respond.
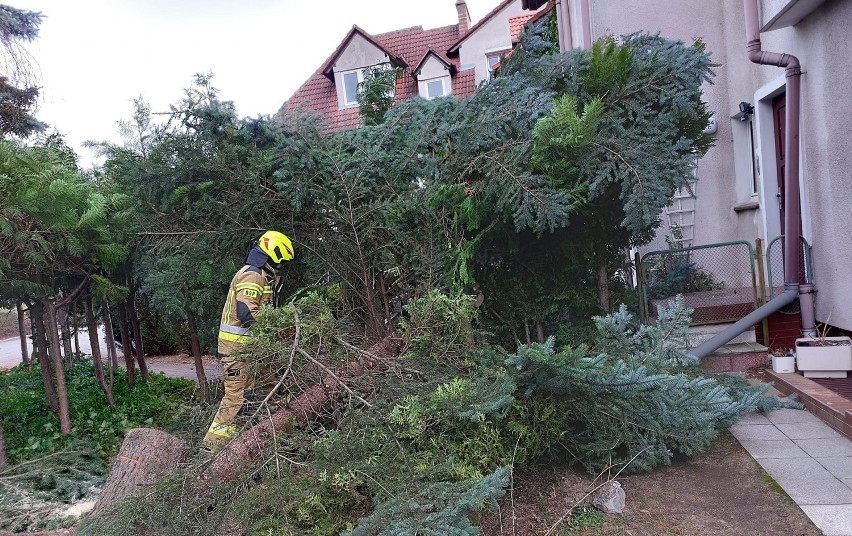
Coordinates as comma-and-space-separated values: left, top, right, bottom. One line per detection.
479, 433, 820, 536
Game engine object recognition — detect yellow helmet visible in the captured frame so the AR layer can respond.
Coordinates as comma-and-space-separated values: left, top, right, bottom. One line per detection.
258, 230, 294, 264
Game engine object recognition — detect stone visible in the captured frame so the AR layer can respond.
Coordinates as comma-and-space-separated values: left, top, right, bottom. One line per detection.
591, 480, 626, 514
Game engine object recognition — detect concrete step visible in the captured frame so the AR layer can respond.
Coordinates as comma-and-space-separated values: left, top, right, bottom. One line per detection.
701, 351, 769, 373
686, 323, 757, 347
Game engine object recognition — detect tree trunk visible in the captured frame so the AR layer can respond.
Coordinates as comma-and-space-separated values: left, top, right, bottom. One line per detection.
209, 335, 402, 482
100, 301, 118, 406
85, 428, 190, 521
16, 301, 29, 365
187, 314, 209, 401
117, 305, 136, 387
85, 297, 114, 406
31, 303, 59, 414
43, 301, 72, 435
129, 302, 149, 380
72, 305, 81, 358
0, 424, 7, 471
60, 306, 73, 369
536, 322, 545, 344
598, 263, 611, 314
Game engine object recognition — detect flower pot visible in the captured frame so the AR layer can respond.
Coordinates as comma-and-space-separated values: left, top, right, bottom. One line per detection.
795, 336, 852, 378
771, 354, 795, 373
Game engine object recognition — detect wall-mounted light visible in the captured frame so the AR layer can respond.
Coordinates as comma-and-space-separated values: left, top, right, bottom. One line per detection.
738, 101, 755, 121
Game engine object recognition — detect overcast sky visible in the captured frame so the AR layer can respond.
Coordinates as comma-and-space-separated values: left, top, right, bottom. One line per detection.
13, 0, 500, 168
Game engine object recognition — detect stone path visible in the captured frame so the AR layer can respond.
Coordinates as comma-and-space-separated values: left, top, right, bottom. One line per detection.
732, 408, 852, 536
146, 355, 223, 382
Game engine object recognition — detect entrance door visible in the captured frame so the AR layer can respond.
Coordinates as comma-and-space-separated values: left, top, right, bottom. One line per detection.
772, 93, 787, 234
772, 92, 806, 283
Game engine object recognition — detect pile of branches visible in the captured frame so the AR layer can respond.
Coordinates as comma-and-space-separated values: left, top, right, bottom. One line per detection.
69, 292, 791, 536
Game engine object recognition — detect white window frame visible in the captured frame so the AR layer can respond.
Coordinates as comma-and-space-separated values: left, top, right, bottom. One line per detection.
486, 49, 510, 79
425, 78, 446, 100
341, 63, 395, 108
342, 68, 366, 107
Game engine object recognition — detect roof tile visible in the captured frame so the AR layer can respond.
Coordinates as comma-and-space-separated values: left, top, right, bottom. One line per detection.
278, 24, 465, 133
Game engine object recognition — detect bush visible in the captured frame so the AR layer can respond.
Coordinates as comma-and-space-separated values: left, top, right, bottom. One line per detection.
0, 358, 196, 462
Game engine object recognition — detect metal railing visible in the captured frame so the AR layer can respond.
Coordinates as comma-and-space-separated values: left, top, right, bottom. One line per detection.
637, 241, 758, 325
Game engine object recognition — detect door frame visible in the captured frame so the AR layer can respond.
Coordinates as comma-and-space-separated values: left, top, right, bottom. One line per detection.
753, 76, 811, 245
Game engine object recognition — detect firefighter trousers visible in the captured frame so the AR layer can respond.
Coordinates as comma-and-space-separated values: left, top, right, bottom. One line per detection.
203, 358, 254, 453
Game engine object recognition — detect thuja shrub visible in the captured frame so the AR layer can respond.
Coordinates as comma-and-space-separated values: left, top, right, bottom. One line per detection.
400, 290, 478, 366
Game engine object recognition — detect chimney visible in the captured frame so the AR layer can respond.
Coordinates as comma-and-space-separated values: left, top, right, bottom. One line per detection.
456, 0, 471, 34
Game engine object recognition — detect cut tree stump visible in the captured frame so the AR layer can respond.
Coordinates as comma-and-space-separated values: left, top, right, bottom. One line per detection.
86, 427, 190, 520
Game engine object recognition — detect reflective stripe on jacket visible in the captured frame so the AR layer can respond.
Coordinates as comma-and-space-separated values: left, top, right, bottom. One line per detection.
218, 265, 274, 356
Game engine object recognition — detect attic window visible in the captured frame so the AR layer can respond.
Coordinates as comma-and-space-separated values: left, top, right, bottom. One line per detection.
426, 80, 445, 99
342, 70, 365, 106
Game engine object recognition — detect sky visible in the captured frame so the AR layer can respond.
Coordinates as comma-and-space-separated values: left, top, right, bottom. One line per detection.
12, 0, 501, 168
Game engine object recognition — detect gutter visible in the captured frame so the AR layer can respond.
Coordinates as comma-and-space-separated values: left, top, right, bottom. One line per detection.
691, 0, 816, 359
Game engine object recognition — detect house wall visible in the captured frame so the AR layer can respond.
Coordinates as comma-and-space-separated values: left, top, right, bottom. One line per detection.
591, 0, 852, 330
590, 0, 760, 253
416, 56, 454, 98
457, 0, 535, 85
757, 0, 852, 330
331, 33, 389, 109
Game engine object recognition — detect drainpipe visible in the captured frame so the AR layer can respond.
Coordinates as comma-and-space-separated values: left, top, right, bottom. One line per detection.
555, 0, 573, 52
691, 0, 815, 358
578, 0, 592, 49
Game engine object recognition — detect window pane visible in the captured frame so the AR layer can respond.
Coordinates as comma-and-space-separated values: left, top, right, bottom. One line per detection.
488, 54, 501, 70
427, 80, 443, 99
343, 72, 359, 104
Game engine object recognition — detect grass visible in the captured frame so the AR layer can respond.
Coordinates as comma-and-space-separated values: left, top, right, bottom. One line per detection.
762, 473, 794, 503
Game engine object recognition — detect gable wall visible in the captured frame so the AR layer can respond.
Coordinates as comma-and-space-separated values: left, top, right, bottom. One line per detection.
458, 0, 536, 85
332, 33, 390, 109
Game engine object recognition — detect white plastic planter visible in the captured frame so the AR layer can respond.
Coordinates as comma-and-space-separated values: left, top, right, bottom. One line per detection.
771, 354, 795, 373
795, 336, 852, 378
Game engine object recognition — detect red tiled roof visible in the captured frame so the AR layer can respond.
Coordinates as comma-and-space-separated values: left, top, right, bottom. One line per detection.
509, 13, 536, 43
447, 0, 517, 56
319, 25, 407, 78
453, 69, 477, 99
279, 24, 464, 133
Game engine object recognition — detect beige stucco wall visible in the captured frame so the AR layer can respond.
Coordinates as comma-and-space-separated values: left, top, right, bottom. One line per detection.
762, 0, 852, 330
457, 0, 541, 85
590, 0, 761, 253
332, 33, 390, 109
590, 0, 852, 330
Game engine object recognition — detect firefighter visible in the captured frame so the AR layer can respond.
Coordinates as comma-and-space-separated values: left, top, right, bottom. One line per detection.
202, 230, 294, 453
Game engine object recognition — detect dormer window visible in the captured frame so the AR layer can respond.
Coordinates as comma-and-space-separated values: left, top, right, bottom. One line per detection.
413, 49, 455, 101
426, 79, 445, 99
342, 69, 365, 106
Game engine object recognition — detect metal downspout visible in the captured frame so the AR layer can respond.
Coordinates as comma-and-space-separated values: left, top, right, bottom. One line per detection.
691, 0, 814, 359
691, 285, 799, 358
555, 0, 572, 52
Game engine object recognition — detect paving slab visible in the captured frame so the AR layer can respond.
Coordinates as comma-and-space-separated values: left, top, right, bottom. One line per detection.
757, 457, 837, 480
734, 408, 852, 536
777, 421, 843, 440
736, 412, 772, 425
799, 505, 852, 536
730, 423, 788, 441
815, 457, 852, 479
734, 438, 810, 459
766, 408, 821, 424
795, 437, 852, 458
762, 474, 852, 505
